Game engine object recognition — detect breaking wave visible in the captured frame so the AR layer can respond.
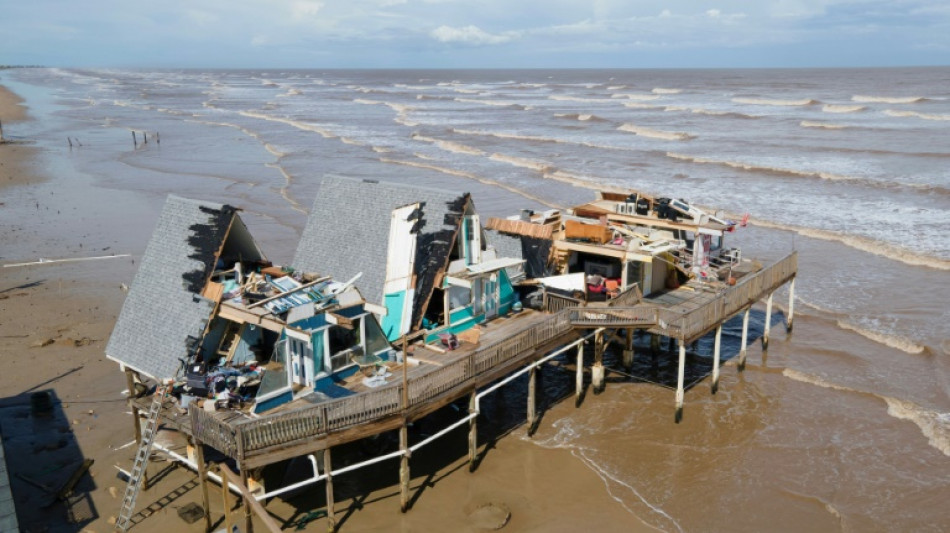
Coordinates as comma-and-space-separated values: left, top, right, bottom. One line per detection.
852, 95, 926, 104
618, 124, 694, 141
782, 369, 950, 457
884, 109, 950, 121
239, 110, 337, 138
836, 320, 927, 355
800, 121, 848, 129
750, 218, 950, 272
549, 95, 617, 104
489, 153, 553, 173
611, 93, 661, 101
623, 102, 664, 110
664, 106, 759, 119
823, 104, 865, 113
454, 98, 529, 109
666, 152, 950, 195
411, 134, 485, 156
378, 157, 560, 208
452, 128, 628, 151
555, 113, 607, 122
732, 97, 818, 106
652, 88, 682, 94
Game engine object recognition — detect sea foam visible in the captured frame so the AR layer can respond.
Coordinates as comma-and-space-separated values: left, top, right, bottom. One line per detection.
619, 124, 694, 141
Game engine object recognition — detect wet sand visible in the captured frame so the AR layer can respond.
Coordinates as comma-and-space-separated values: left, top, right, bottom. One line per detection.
0, 84, 653, 532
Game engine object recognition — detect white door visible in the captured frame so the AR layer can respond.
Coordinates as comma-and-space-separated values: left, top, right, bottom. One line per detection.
484, 273, 499, 320
289, 337, 313, 386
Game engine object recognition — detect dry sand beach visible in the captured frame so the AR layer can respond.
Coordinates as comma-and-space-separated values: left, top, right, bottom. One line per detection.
0, 83, 652, 532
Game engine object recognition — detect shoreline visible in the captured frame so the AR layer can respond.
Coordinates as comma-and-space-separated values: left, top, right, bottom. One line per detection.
0, 82, 653, 532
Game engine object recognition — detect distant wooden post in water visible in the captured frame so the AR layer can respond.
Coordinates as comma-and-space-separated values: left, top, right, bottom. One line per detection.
132, 131, 137, 147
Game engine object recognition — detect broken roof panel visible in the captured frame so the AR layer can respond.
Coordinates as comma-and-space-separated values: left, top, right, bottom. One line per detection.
106, 195, 242, 380
293, 177, 468, 326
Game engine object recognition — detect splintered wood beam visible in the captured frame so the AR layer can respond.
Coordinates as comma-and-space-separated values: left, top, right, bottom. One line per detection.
218, 465, 282, 533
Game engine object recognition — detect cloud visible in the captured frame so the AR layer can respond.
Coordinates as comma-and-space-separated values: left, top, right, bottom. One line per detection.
430, 24, 518, 45
291, 0, 324, 21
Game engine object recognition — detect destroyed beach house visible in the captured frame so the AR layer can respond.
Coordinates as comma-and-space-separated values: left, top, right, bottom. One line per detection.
293, 177, 524, 343
106, 184, 797, 532
106, 195, 395, 418
487, 190, 747, 304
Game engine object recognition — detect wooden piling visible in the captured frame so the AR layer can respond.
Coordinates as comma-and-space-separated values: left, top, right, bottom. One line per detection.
575, 341, 584, 406
592, 329, 605, 394
124, 369, 148, 489
220, 464, 232, 533
0, 119, 4, 142
399, 424, 410, 513
324, 448, 335, 532
193, 438, 212, 533
675, 339, 686, 423
132, 131, 137, 147
739, 308, 750, 371
67, 137, 72, 148
787, 278, 796, 332
712, 325, 722, 395
622, 328, 634, 369
763, 291, 773, 350
240, 464, 253, 533
527, 366, 537, 435
468, 391, 477, 471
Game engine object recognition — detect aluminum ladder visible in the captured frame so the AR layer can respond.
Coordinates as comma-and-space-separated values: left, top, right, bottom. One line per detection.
115, 385, 168, 532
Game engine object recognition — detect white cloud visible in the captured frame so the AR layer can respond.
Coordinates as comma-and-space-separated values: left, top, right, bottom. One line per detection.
430, 24, 518, 45
291, 1, 324, 20
707, 9, 721, 18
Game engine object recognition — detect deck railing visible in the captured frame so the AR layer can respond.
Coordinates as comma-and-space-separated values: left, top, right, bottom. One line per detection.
568, 307, 658, 328
677, 251, 797, 341
544, 291, 583, 313
206, 309, 575, 458
609, 283, 642, 307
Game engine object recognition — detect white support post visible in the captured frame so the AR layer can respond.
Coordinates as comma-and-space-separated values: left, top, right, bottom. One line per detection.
712, 325, 721, 395
527, 366, 537, 435
324, 448, 335, 532
468, 391, 477, 471
739, 308, 750, 371
675, 338, 686, 423
763, 291, 773, 350
575, 341, 584, 406
399, 424, 410, 512
787, 278, 796, 332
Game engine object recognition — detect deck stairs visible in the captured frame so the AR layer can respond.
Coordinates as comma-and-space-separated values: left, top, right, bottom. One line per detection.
115, 385, 169, 532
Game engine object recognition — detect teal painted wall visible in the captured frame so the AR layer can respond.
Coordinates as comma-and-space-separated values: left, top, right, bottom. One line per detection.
382, 291, 406, 341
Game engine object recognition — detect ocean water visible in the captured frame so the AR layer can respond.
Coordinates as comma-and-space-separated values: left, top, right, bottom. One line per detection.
4, 67, 949, 531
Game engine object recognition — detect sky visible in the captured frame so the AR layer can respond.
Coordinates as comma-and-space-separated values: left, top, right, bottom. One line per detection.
1, 0, 949, 68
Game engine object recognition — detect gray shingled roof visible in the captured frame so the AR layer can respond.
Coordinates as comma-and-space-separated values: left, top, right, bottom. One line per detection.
106, 195, 237, 380
485, 230, 525, 279
293, 177, 468, 324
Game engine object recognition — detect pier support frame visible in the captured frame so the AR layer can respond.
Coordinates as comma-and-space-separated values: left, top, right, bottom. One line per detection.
193, 437, 212, 533
240, 465, 252, 533
527, 366, 537, 435
675, 338, 686, 423
468, 391, 477, 471
324, 448, 336, 532
712, 325, 722, 395
399, 424, 410, 513
575, 341, 584, 407
592, 330, 605, 394
763, 291, 773, 350
124, 369, 149, 489
739, 308, 750, 371
622, 328, 635, 370
787, 278, 796, 332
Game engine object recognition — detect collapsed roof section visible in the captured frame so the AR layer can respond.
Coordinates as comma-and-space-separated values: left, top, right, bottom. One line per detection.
106, 195, 266, 381
293, 176, 469, 331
